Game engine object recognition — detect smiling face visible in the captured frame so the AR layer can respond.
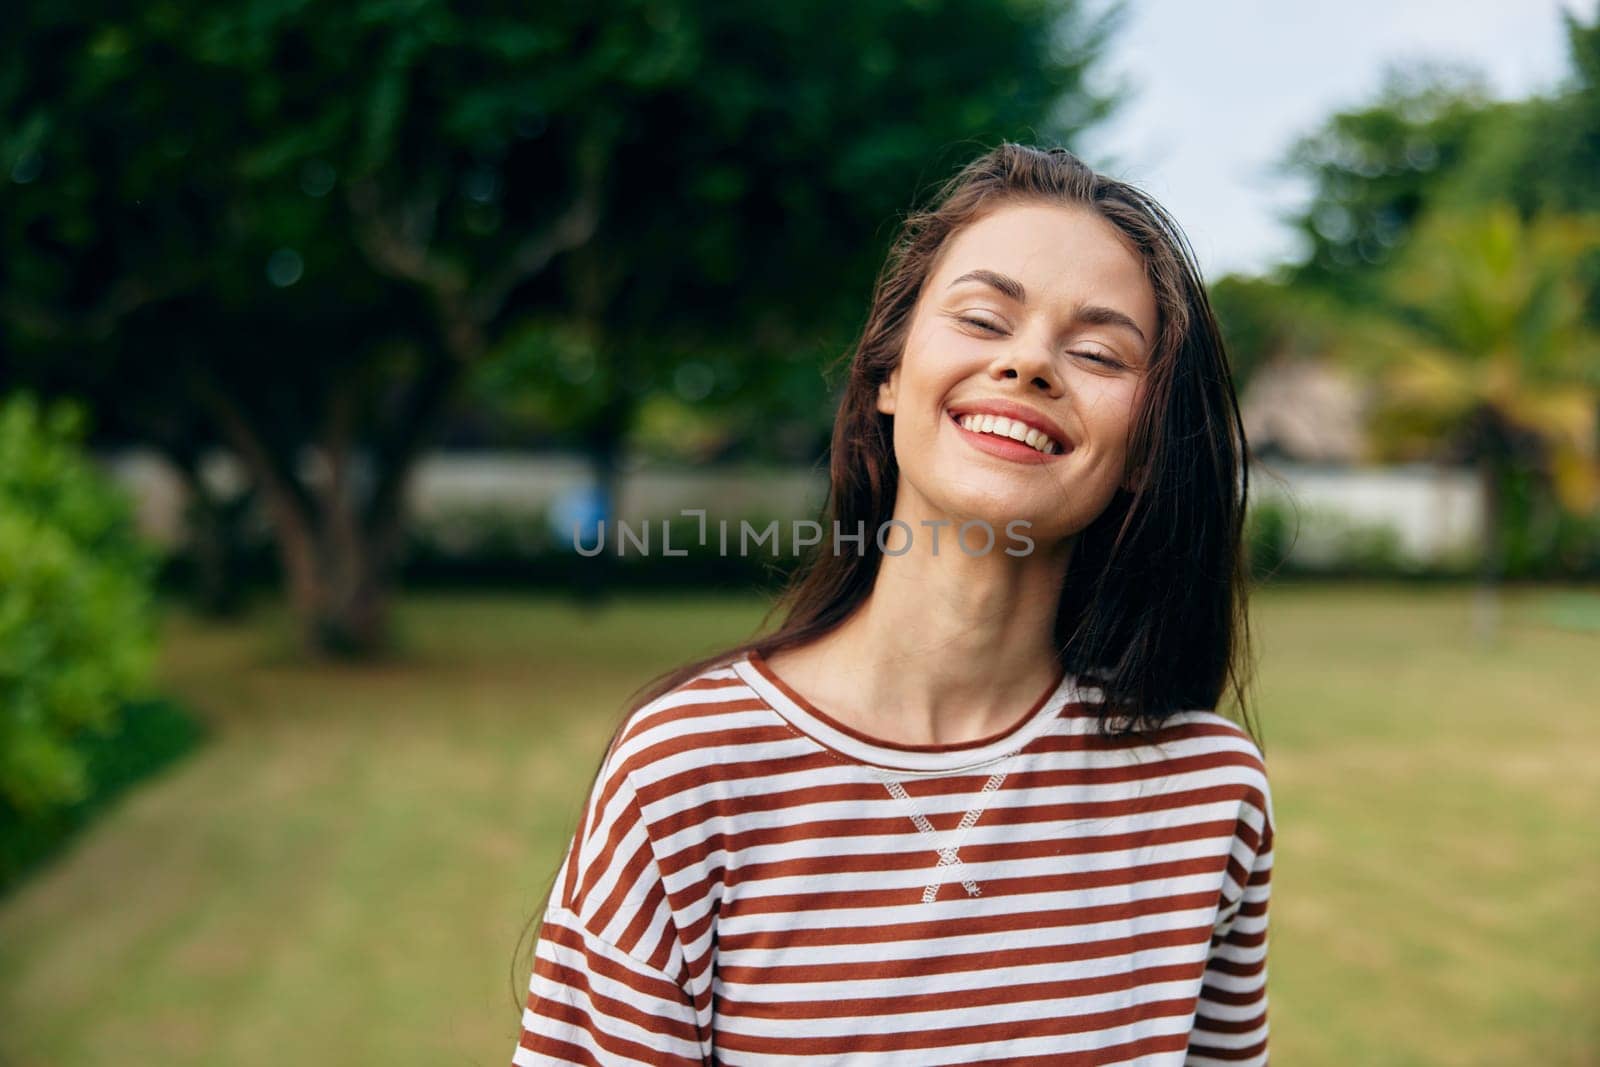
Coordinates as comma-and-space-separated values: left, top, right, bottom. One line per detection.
876, 200, 1160, 547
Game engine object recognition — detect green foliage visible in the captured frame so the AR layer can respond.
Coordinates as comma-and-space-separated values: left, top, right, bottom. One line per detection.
2, 0, 1121, 457
1498, 463, 1600, 578
1235, 13, 1600, 578
452, 0, 1122, 459
2, 2, 1124, 647
1209, 273, 1349, 388
1283, 64, 1499, 300
1244, 496, 1294, 579
1448, 13, 1600, 223
1324, 513, 1410, 575
1207, 275, 1280, 388
1283, 12, 1600, 313
0, 696, 202, 894
0, 393, 156, 813
1332, 206, 1600, 521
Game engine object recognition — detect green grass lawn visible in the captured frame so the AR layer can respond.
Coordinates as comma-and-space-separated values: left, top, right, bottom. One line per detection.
0, 585, 1596, 1066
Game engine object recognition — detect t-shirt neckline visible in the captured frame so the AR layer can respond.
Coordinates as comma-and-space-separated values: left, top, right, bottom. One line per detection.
732, 650, 1099, 774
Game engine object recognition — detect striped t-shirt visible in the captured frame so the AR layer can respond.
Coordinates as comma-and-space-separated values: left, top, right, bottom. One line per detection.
514, 651, 1274, 1066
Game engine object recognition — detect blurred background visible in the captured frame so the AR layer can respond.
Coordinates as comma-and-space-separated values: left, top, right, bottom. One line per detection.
1, 1, 1597, 1064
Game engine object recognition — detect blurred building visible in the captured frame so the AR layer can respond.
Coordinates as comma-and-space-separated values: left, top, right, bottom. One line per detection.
1240, 356, 1369, 464
1238, 355, 1483, 565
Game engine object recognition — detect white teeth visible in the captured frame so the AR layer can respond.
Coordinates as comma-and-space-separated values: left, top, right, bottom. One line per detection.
955, 411, 1062, 455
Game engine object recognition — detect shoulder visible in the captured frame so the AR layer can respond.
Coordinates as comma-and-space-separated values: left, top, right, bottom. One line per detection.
558, 663, 762, 889
613, 658, 760, 755
1141, 708, 1274, 836
598, 656, 797, 792
1150, 708, 1268, 773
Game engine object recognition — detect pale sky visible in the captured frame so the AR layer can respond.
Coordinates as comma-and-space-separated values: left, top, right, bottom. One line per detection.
1077, 0, 1598, 280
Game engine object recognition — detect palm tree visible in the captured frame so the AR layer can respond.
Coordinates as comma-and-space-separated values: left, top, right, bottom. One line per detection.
1338, 205, 1600, 639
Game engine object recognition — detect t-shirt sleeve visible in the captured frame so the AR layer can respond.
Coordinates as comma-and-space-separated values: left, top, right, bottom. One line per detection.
1186, 771, 1274, 1066
513, 742, 707, 1066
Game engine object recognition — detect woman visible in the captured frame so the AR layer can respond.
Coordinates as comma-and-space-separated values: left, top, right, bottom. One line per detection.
512, 143, 1273, 1066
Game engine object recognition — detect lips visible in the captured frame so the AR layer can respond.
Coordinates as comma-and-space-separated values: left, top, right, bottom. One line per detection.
955, 412, 1060, 453
946, 399, 1074, 455
946, 412, 1072, 466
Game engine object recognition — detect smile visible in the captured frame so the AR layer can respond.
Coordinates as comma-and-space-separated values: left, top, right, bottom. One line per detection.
952, 412, 1064, 455
940, 412, 1068, 463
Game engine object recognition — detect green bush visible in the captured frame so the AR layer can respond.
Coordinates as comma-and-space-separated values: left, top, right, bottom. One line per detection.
1499, 464, 1600, 579
0, 695, 202, 892
0, 394, 157, 813
1245, 498, 1295, 580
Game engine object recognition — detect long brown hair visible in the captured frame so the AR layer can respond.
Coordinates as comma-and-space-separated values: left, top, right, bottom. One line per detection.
512, 141, 1260, 1005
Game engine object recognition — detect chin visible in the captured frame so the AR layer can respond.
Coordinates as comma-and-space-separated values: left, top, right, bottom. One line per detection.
928, 484, 1048, 535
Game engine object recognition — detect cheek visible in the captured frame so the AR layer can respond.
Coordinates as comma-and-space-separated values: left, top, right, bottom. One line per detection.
894, 335, 962, 415
1079, 380, 1142, 449
1075, 379, 1139, 425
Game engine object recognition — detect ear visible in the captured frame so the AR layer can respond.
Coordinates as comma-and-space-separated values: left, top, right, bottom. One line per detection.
876, 368, 900, 415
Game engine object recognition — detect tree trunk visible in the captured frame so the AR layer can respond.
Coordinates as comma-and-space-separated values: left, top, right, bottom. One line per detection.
308, 384, 391, 656
264, 473, 394, 659
240, 452, 324, 639
198, 376, 370, 656
196, 355, 462, 658
1471, 412, 1510, 646
1471, 458, 1502, 645
306, 532, 392, 657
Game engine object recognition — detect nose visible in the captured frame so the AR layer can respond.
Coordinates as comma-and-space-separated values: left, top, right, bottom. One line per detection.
990, 336, 1063, 397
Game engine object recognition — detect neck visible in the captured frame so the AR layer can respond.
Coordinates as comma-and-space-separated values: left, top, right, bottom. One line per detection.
794, 498, 1074, 746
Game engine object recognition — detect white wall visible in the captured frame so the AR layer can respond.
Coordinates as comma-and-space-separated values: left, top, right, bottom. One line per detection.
1250, 461, 1483, 564
102, 449, 1482, 563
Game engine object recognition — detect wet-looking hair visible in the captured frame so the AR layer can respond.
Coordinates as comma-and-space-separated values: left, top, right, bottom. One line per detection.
621, 141, 1258, 745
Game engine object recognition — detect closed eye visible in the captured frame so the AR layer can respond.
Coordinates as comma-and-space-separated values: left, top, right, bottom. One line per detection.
1072, 351, 1120, 367
957, 314, 1124, 368
957, 315, 1005, 334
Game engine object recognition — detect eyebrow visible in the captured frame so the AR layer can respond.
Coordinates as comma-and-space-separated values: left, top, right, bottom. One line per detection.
946, 268, 1149, 348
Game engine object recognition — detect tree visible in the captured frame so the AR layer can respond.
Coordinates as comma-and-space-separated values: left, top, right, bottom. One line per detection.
1281, 64, 1503, 302
1262, 9, 1600, 597
1448, 11, 1600, 223
1207, 273, 1349, 394
1282, 11, 1600, 319
1, 0, 1121, 654
1334, 206, 1600, 622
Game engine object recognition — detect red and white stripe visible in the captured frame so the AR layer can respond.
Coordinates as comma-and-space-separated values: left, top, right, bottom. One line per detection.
515, 651, 1273, 1066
